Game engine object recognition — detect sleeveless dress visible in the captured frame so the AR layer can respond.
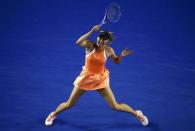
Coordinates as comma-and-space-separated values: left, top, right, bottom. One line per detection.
73, 48, 109, 90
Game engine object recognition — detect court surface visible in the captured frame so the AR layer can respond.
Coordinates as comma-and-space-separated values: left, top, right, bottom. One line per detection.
0, 0, 195, 131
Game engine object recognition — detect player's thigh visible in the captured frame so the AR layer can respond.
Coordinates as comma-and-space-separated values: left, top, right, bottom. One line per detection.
97, 86, 117, 106
67, 86, 86, 103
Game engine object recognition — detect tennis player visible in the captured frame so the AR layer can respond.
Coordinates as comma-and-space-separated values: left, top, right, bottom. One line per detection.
45, 25, 149, 126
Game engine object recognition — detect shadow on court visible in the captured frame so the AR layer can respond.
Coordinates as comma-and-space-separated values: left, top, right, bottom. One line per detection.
50, 119, 161, 131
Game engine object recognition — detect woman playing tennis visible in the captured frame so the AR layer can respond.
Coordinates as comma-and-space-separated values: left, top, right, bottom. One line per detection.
45, 25, 149, 126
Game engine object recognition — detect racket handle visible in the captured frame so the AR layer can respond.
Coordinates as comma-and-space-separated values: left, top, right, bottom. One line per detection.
99, 22, 107, 27
99, 23, 103, 27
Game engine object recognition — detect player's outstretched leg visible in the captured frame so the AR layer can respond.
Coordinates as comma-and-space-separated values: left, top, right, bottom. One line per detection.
45, 87, 86, 126
97, 86, 149, 126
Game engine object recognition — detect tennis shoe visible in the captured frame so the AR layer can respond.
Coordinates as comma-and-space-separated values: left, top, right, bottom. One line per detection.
136, 110, 149, 126
45, 112, 56, 126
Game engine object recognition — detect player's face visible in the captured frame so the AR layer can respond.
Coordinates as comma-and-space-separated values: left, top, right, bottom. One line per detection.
97, 37, 111, 45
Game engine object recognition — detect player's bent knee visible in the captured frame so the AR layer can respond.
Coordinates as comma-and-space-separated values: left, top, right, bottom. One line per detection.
110, 103, 120, 110
65, 100, 76, 109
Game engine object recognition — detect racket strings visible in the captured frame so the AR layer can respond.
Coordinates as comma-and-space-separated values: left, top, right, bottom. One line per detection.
106, 3, 121, 22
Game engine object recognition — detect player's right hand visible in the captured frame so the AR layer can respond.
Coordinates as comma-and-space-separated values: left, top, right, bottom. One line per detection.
91, 25, 100, 32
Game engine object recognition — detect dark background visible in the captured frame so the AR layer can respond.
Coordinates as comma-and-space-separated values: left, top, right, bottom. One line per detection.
0, 0, 195, 130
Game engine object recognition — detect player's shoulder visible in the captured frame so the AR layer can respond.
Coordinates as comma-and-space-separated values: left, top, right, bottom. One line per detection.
105, 45, 114, 53
85, 40, 94, 44
104, 45, 115, 57
82, 40, 95, 49
85, 40, 96, 53
83, 40, 95, 46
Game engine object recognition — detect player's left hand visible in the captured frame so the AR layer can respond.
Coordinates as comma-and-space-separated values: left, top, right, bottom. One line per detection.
121, 49, 134, 57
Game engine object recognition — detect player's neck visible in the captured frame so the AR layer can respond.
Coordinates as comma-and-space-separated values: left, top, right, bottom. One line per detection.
96, 44, 104, 53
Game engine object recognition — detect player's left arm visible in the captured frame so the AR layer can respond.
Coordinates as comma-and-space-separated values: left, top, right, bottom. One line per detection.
107, 47, 134, 64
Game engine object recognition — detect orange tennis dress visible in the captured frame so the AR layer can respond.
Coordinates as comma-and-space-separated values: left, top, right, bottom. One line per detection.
73, 48, 109, 90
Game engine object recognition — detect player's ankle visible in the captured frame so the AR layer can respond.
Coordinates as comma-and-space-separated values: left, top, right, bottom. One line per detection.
52, 112, 57, 117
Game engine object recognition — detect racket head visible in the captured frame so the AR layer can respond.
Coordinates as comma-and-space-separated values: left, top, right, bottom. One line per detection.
99, 2, 121, 26
106, 2, 121, 23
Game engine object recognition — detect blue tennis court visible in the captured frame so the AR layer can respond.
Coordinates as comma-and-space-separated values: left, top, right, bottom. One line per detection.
0, 0, 195, 131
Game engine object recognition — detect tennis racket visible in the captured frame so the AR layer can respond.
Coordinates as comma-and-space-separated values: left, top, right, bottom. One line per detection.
99, 2, 122, 27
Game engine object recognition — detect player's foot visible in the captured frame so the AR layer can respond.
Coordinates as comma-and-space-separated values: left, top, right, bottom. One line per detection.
45, 112, 56, 126
136, 110, 149, 126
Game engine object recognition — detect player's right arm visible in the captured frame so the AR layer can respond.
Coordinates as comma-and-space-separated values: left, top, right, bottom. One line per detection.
76, 25, 100, 48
